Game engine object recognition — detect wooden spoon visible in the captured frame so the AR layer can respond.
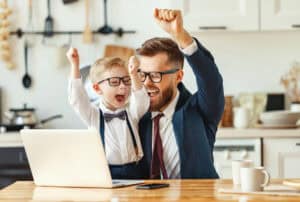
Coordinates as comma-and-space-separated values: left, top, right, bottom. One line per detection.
83, 0, 93, 43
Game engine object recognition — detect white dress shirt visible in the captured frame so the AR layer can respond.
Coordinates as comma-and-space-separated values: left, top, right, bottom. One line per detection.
150, 40, 198, 179
68, 78, 150, 165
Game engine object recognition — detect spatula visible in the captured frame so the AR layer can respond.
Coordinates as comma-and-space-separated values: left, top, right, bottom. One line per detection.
44, 0, 54, 37
82, 0, 93, 43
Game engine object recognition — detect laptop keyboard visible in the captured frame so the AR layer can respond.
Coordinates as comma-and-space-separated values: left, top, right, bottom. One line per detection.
112, 180, 122, 184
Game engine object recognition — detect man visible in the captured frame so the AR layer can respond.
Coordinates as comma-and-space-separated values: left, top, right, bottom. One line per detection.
137, 9, 225, 179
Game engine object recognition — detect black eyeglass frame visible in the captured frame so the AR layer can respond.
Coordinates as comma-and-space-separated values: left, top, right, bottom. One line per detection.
137, 68, 180, 83
97, 76, 132, 87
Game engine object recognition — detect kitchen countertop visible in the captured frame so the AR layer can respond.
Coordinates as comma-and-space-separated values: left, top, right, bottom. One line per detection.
217, 127, 300, 138
0, 128, 299, 147
0, 179, 299, 202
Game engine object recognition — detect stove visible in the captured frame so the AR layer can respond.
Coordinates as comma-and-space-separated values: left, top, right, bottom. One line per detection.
0, 123, 35, 133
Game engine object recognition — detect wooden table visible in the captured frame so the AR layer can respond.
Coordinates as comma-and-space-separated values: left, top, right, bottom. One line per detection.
0, 179, 299, 201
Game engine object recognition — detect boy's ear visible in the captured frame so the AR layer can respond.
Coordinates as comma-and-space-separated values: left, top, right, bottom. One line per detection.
93, 83, 102, 94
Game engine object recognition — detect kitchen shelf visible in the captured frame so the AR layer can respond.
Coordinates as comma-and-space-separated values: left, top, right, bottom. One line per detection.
11, 27, 136, 38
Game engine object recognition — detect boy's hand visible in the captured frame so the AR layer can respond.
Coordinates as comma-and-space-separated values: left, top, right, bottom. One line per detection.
128, 56, 140, 75
66, 47, 80, 78
66, 47, 80, 68
154, 8, 193, 49
128, 56, 142, 91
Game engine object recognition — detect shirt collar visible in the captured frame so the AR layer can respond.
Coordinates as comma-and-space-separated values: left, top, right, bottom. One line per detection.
151, 90, 180, 119
99, 98, 126, 114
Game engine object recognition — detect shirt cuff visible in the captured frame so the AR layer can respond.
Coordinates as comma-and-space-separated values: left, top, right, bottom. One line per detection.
180, 39, 198, 56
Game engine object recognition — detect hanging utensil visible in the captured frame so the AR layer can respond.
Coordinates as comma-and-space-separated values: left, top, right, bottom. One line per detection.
82, 0, 92, 43
25, 0, 34, 45
22, 42, 32, 89
97, 0, 113, 34
62, 0, 78, 4
44, 0, 54, 37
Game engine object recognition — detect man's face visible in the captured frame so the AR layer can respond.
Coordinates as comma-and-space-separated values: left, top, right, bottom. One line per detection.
139, 53, 183, 112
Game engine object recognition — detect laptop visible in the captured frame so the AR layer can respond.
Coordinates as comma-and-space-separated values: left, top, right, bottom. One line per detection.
20, 129, 144, 188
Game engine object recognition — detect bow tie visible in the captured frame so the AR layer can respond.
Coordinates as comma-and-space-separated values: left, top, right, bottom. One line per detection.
103, 111, 126, 122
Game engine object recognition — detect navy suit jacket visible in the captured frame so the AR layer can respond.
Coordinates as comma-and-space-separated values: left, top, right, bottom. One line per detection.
138, 39, 225, 179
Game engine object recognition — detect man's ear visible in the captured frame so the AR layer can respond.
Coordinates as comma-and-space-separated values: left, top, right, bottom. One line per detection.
176, 69, 184, 84
93, 83, 102, 94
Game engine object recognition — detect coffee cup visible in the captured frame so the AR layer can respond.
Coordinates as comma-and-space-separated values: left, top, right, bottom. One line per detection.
233, 107, 251, 128
240, 167, 270, 192
232, 160, 253, 185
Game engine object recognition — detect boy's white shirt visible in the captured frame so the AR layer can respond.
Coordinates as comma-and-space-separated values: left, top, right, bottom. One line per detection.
68, 78, 150, 165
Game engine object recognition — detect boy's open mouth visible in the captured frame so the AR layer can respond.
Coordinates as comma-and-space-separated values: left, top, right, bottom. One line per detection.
115, 94, 126, 102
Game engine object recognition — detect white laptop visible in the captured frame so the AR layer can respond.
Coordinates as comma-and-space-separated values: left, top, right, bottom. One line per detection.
20, 129, 143, 188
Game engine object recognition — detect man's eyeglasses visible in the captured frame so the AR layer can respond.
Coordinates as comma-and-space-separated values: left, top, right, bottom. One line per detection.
97, 76, 131, 87
138, 68, 180, 83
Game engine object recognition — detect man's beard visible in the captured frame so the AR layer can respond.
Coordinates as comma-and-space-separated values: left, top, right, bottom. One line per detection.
149, 84, 175, 112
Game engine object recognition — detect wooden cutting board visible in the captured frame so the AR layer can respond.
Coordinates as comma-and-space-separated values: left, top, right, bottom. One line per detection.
104, 45, 134, 61
218, 184, 300, 197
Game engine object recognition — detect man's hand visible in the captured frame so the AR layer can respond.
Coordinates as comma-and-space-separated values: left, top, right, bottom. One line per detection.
154, 8, 193, 49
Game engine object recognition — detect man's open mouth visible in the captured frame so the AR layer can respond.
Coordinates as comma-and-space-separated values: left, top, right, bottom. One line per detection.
147, 89, 159, 97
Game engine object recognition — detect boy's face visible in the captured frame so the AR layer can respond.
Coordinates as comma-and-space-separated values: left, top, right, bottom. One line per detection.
93, 66, 131, 111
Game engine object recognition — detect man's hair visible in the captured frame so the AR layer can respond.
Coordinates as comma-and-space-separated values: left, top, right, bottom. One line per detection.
136, 37, 184, 69
89, 57, 126, 83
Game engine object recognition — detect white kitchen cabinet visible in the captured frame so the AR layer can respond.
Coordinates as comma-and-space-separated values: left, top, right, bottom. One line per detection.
261, 0, 300, 30
263, 138, 300, 178
179, 0, 259, 31
213, 138, 262, 179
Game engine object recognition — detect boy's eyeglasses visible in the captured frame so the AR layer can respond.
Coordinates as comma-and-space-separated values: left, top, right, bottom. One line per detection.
138, 68, 180, 83
97, 76, 131, 87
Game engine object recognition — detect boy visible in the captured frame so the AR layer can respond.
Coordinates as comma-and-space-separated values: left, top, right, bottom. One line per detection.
66, 48, 149, 179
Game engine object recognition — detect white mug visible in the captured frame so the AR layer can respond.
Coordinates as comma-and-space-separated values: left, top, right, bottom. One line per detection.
232, 160, 253, 185
240, 167, 270, 192
291, 103, 300, 112
233, 107, 251, 129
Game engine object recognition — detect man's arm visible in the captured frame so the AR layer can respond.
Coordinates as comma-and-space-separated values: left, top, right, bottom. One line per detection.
154, 8, 224, 125
185, 39, 225, 125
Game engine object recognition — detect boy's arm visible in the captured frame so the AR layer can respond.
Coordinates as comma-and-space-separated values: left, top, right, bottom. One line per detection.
128, 56, 143, 91
67, 47, 81, 79
67, 48, 99, 128
68, 78, 99, 128
129, 87, 150, 120
128, 56, 150, 119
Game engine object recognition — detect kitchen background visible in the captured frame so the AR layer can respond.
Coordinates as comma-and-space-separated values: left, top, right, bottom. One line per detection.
0, 0, 300, 189
0, 0, 299, 129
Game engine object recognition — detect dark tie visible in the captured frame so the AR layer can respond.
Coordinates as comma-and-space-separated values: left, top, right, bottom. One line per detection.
150, 113, 168, 179
103, 111, 126, 122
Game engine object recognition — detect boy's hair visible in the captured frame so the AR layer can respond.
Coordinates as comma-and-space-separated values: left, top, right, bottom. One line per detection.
89, 57, 127, 83
136, 37, 184, 69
